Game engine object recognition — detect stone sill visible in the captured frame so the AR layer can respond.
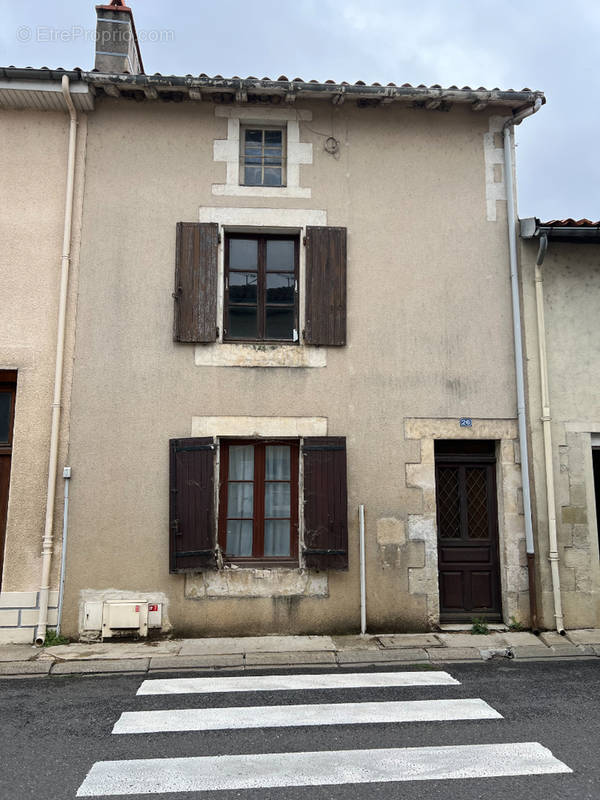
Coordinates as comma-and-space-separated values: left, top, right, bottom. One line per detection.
195, 342, 326, 368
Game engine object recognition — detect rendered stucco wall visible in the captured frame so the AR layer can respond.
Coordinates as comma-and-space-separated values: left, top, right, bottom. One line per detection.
60, 98, 522, 637
520, 240, 600, 629
0, 109, 85, 642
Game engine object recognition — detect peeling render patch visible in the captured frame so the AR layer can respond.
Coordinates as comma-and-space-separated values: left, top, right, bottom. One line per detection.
483, 115, 506, 222
78, 589, 172, 640
185, 569, 328, 599
376, 518, 406, 546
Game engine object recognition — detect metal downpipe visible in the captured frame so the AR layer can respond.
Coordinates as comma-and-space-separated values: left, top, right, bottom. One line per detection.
35, 75, 78, 645
502, 100, 542, 630
534, 235, 566, 633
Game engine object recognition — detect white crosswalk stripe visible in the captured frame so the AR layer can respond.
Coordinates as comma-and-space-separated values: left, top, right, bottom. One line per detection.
136, 670, 459, 695
113, 697, 502, 734
77, 668, 573, 796
77, 743, 571, 796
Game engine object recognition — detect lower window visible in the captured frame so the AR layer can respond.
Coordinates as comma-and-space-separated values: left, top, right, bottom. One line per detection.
218, 439, 299, 563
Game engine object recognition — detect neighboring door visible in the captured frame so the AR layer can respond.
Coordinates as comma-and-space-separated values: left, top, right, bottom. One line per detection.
0, 371, 17, 591
435, 440, 501, 621
592, 445, 600, 556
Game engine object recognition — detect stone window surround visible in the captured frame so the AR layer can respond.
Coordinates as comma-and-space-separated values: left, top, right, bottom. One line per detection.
403, 417, 527, 627
195, 206, 328, 368
185, 415, 330, 598
212, 106, 313, 199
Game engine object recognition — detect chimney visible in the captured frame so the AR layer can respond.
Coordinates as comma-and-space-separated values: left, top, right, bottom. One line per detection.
95, 0, 144, 74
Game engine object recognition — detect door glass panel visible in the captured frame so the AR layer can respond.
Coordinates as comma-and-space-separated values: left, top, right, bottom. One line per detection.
466, 467, 489, 539
229, 239, 258, 269
437, 466, 461, 538
264, 519, 290, 556
266, 240, 294, 271
226, 520, 253, 556
0, 393, 11, 444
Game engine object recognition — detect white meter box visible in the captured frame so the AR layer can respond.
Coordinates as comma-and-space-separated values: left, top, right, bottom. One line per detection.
102, 602, 148, 638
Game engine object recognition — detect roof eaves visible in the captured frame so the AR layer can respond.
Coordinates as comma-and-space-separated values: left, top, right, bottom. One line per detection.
520, 217, 600, 244
0, 67, 545, 111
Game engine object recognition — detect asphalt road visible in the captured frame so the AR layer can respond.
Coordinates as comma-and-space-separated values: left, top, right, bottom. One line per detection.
1, 659, 599, 799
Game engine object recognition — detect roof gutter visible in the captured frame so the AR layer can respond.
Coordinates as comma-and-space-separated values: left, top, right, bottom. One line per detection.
520, 217, 600, 243
502, 97, 544, 632
0, 66, 544, 110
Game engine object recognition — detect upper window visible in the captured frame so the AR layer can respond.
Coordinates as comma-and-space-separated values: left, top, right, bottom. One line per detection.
218, 439, 299, 563
240, 126, 286, 187
224, 233, 298, 343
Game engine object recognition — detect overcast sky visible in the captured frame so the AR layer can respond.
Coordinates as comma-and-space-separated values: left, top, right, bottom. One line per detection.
2, 0, 598, 221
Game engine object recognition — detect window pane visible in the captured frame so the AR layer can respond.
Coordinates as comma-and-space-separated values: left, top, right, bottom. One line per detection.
229, 239, 257, 270
263, 167, 282, 186
265, 483, 290, 518
229, 272, 257, 303
0, 392, 11, 443
266, 240, 294, 271
229, 445, 254, 480
245, 129, 262, 144
244, 166, 262, 185
227, 482, 254, 518
228, 306, 258, 339
266, 446, 290, 480
264, 520, 290, 557
266, 273, 294, 304
264, 130, 282, 146
226, 520, 253, 556
266, 307, 294, 340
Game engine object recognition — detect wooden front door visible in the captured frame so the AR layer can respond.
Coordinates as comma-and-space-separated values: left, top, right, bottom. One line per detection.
0, 372, 17, 591
435, 440, 501, 621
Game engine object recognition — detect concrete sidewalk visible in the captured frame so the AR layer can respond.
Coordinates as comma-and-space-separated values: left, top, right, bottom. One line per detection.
1, 629, 600, 678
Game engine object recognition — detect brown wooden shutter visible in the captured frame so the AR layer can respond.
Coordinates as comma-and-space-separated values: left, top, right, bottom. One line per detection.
304, 226, 347, 346
169, 437, 216, 572
302, 436, 348, 570
174, 222, 218, 342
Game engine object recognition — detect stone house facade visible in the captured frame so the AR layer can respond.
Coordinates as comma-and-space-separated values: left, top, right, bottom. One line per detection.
1, 1, 596, 643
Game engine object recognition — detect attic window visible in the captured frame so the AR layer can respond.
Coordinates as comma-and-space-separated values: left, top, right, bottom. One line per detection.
240, 125, 286, 187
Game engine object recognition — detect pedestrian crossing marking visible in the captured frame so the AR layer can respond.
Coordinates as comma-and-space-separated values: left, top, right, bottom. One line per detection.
113, 697, 501, 734
137, 670, 460, 695
76, 742, 572, 796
